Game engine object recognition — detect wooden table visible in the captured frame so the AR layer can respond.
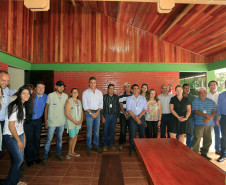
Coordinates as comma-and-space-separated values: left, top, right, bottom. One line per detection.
134, 138, 225, 185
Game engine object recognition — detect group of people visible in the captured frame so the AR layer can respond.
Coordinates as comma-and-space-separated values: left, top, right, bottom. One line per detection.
0, 71, 225, 185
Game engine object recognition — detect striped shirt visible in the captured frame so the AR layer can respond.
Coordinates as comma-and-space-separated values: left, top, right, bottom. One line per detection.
102, 94, 120, 116
119, 91, 132, 114
192, 97, 216, 126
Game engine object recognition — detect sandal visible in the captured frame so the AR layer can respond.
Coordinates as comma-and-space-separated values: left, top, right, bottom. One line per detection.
70, 153, 80, 157
66, 155, 71, 159
17, 182, 27, 185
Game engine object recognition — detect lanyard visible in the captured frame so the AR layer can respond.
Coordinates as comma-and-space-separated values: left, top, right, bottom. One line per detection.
133, 96, 140, 107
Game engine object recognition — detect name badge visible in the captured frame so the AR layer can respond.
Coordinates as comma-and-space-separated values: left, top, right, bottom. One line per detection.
203, 110, 207, 114
2, 97, 7, 104
109, 104, 112, 108
136, 106, 139, 110
52, 104, 56, 107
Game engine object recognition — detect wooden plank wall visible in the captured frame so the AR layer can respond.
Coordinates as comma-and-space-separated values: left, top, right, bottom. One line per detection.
0, 0, 210, 64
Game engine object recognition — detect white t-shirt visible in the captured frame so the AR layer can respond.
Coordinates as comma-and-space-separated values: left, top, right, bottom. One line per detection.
207, 91, 219, 105
3, 108, 25, 136
158, 93, 174, 114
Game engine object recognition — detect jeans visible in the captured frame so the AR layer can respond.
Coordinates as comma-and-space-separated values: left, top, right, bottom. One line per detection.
85, 111, 100, 149
220, 115, 226, 157
119, 114, 129, 145
102, 114, 117, 147
186, 118, 195, 149
160, 114, 171, 138
4, 134, 24, 185
24, 119, 42, 162
0, 121, 5, 157
193, 125, 213, 155
146, 121, 158, 138
42, 125, 64, 159
213, 116, 221, 151
129, 116, 145, 151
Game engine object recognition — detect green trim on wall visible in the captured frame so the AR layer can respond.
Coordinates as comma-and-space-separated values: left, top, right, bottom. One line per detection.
208, 59, 226, 71
0, 52, 31, 70
207, 71, 215, 82
31, 63, 208, 72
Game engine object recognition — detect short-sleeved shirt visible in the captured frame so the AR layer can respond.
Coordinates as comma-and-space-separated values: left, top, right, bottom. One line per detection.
3, 108, 25, 136
158, 94, 174, 114
170, 96, 190, 117
46, 92, 68, 127
207, 91, 219, 105
192, 97, 216, 126
126, 95, 147, 116
32, 93, 47, 120
145, 100, 160, 121
119, 91, 132, 114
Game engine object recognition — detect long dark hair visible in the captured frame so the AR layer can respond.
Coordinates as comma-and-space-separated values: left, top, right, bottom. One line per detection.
8, 86, 33, 123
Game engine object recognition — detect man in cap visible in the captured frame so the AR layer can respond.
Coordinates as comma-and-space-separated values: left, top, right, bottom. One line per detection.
42, 81, 68, 166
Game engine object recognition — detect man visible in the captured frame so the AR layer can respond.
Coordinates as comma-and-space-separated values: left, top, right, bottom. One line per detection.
207, 80, 221, 155
183, 84, 196, 149
118, 82, 132, 150
126, 84, 147, 156
24, 81, 47, 167
0, 71, 17, 157
216, 82, 226, 162
102, 84, 120, 152
158, 84, 174, 138
82, 77, 103, 156
192, 88, 216, 160
42, 81, 68, 166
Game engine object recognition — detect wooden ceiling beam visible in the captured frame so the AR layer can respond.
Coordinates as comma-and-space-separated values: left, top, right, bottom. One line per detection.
76, 0, 226, 5
71, 0, 76, 6
158, 4, 194, 39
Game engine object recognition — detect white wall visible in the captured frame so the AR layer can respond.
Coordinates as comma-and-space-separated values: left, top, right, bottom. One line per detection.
8, 66, 24, 90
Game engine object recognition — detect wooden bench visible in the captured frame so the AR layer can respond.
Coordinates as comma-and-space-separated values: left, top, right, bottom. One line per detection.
98, 154, 124, 185
134, 138, 225, 185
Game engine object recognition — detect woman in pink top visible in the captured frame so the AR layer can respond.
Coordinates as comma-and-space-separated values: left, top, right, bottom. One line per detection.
145, 89, 161, 138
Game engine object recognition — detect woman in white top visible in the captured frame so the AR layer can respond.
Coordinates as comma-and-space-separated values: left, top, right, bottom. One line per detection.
3, 86, 33, 185
65, 88, 83, 159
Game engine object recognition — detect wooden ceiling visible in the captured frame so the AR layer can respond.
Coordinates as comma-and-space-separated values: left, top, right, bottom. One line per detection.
76, 1, 226, 58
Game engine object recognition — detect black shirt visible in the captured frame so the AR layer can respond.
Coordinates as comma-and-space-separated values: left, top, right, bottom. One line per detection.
102, 94, 120, 116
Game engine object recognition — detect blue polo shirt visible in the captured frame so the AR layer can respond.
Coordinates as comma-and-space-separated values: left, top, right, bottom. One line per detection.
192, 97, 216, 126
32, 93, 47, 120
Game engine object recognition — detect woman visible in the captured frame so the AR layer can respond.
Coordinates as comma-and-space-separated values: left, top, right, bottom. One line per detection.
145, 89, 161, 138
65, 88, 83, 159
169, 85, 191, 143
3, 86, 33, 185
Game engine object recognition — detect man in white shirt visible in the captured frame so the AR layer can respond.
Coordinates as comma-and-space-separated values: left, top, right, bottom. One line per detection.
207, 80, 221, 155
158, 84, 174, 138
82, 77, 103, 156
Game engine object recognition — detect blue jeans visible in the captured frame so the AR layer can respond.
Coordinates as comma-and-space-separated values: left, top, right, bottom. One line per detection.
0, 121, 5, 157
213, 116, 221, 151
129, 116, 145, 151
160, 114, 171, 138
102, 114, 117, 147
85, 111, 100, 149
42, 125, 64, 159
24, 118, 42, 162
4, 134, 24, 185
220, 115, 226, 157
186, 118, 195, 149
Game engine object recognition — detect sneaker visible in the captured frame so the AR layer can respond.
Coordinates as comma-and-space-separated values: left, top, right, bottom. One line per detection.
42, 158, 48, 166
215, 150, 221, 155
118, 144, 123, 150
200, 153, 211, 161
66, 155, 71, 160
86, 148, 92, 156
70, 153, 80, 157
94, 147, 103, 153
129, 150, 134, 157
110, 145, 116, 151
217, 156, 225, 162
56, 155, 65, 161
103, 146, 108, 152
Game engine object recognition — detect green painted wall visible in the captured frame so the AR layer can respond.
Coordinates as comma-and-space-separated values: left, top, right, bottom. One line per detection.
0, 52, 31, 70
208, 59, 226, 71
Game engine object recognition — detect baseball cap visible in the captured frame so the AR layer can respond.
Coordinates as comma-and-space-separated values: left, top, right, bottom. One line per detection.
124, 82, 130, 87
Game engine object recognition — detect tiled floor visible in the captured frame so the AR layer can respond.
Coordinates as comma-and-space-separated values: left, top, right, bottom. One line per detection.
0, 139, 225, 185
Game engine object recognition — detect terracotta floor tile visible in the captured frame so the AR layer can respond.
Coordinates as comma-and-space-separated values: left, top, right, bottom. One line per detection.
65, 169, 93, 177
90, 177, 99, 185
29, 176, 63, 185
60, 177, 92, 185
23, 168, 42, 177
68, 162, 95, 170
36, 168, 68, 177
124, 177, 148, 185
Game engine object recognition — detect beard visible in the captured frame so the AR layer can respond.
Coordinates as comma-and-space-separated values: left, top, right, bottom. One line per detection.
57, 90, 63, 94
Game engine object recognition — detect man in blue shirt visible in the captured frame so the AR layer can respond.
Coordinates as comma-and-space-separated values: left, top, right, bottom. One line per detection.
0, 70, 17, 157
216, 89, 226, 162
24, 81, 47, 166
126, 84, 147, 156
82, 77, 103, 156
192, 88, 216, 160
